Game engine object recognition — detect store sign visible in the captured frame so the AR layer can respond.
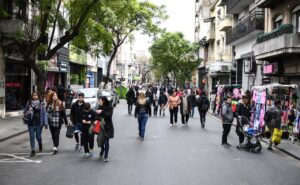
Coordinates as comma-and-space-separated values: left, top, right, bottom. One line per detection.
263, 63, 278, 75
6, 82, 21, 88
262, 78, 271, 84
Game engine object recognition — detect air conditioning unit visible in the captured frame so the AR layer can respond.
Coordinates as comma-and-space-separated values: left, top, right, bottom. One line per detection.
221, 65, 230, 72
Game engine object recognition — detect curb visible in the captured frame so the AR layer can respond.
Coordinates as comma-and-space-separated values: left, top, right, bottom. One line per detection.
208, 112, 300, 161
0, 130, 28, 143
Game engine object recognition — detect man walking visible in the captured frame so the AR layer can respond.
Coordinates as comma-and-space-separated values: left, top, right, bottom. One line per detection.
221, 95, 234, 147
197, 91, 209, 128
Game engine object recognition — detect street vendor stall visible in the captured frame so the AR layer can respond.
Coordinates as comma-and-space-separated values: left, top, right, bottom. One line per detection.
214, 84, 242, 116
251, 83, 299, 140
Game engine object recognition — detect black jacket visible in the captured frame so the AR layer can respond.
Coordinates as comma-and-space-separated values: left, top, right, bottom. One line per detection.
70, 101, 85, 124
135, 100, 152, 117
188, 94, 196, 107
97, 105, 114, 138
236, 103, 251, 119
158, 94, 168, 105
126, 89, 136, 105
197, 95, 209, 112
82, 109, 96, 127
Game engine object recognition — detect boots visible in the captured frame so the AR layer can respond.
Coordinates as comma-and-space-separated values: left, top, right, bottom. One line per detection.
38, 142, 43, 152
30, 150, 36, 157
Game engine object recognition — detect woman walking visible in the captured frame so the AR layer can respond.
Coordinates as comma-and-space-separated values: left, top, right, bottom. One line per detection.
166, 90, 181, 126
23, 92, 48, 157
96, 96, 114, 162
134, 92, 152, 141
46, 92, 68, 154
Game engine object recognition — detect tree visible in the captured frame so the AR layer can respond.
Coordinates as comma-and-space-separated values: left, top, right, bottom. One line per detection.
150, 32, 201, 88
73, 0, 167, 88
1, 0, 101, 95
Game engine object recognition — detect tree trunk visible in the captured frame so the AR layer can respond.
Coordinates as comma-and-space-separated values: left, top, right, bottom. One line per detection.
103, 48, 118, 89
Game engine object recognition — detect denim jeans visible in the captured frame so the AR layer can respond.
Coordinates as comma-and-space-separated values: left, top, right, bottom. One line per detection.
100, 138, 110, 158
138, 113, 148, 138
28, 124, 42, 151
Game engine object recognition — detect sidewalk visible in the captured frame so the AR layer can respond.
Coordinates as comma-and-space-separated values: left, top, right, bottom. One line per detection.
0, 116, 28, 142
208, 111, 300, 160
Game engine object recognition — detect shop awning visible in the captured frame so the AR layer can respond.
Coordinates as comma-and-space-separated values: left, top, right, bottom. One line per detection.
252, 83, 298, 90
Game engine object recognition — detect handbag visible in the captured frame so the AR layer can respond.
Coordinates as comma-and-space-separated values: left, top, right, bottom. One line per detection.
66, 125, 75, 138
92, 120, 101, 134
23, 108, 33, 125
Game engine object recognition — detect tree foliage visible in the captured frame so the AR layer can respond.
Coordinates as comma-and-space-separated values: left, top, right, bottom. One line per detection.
72, 0, 167, 88
150, 32, 201, 87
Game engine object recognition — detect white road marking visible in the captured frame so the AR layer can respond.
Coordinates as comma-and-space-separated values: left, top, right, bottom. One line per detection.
0, 153, 43, 163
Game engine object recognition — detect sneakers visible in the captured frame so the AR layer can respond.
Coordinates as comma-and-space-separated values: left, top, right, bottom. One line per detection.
140, 137, 144, 141
169, 123, 173, 127
84, 153, 90, 158
103, 158, 109, 162
89, 149, 94, 157
30, 150, 36, 157
53, 147, 58, 155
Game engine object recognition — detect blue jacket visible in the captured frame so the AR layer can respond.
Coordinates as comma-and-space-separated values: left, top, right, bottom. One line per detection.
24, 100, 48, 127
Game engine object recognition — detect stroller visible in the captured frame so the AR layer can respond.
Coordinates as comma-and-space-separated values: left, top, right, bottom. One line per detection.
237, 116, 262, 153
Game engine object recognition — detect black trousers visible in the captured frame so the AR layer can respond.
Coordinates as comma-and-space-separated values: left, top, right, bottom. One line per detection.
82, 126, 94, 153
222, 124, 232, 144
169, 107, 178, 124
128, 104, 133, 114
154, 106, 158, 115
198, 109, 207, 125
49, 125, 61, 148
181, 113, 189, 124
236, 122, 244, 144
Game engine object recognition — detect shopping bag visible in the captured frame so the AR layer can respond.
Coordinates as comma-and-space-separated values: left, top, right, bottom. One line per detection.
92, 120, 101, 134
271, 128, 283, 145
66, 125, 75, 138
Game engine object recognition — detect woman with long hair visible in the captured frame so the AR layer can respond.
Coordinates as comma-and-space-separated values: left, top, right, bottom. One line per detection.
96, 96, 114, 162
134, 92, 151, 141
23, 91, 48, 157
46, 92, 68, 154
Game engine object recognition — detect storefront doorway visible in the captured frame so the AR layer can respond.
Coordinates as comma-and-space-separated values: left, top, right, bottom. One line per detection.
5, 61, 31, 110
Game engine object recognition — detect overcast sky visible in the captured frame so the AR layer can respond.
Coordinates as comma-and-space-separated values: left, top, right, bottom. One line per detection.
134, 0, 195, 52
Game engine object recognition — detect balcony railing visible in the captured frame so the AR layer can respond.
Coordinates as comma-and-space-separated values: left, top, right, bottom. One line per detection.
226, 11, 264, 45
256, 24, 293, 43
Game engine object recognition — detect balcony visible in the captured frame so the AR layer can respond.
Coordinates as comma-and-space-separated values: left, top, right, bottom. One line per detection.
256, 0, 277, 8
219, 15, 233, 32
254, 24, 300, 59
206, 28, 215, 42
227, 0, 255, 14
226, 11, 264, 46
0, 19, 25, 38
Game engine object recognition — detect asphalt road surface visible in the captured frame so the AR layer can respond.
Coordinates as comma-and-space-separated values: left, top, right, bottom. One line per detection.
0, 100, 300, 185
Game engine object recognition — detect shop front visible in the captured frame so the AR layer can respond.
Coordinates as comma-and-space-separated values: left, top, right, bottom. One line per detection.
69, 45, 87, 87
5, 60, 31, 110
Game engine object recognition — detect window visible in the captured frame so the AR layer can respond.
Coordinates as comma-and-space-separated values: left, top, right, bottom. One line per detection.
273, 14, 283, 29
292, 5, 300, 32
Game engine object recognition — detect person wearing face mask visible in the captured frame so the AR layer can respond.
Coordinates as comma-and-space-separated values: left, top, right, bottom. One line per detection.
165, 90, 181, 126
96, 96, 114, 162
46, 92, 68, 154
70, 92, 85, 151
23, 92, 48, 157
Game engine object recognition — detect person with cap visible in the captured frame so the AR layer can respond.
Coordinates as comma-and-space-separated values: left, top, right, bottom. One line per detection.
221, 95, 234, 147
196, 91, 210, 128
180, 90, 192, 126
70, 92, 85, 151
